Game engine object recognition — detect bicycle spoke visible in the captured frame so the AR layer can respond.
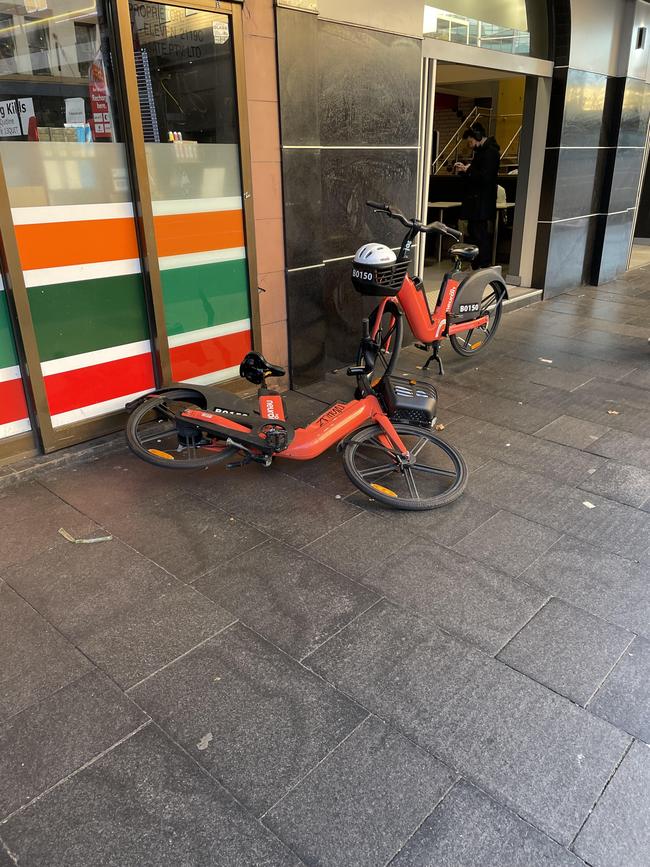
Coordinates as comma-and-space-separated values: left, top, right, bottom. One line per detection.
410, 437, 429, 460
412, 463, 457, 478
404, 468, 420, 499
358, 463, 396, 479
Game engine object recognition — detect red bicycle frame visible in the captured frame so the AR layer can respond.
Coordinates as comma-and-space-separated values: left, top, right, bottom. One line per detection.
373, 272, 489, 345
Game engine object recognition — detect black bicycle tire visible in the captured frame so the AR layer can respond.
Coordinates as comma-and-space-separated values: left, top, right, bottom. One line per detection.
126, 395, 239, 469
357, 300, 404, 382
449, 281, 505, 357
342, 422, 467, 510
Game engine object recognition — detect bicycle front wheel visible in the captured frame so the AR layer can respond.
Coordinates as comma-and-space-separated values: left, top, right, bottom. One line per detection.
357, 300, 403, 386
343, 423, 467, 510
449, 281, 505, 356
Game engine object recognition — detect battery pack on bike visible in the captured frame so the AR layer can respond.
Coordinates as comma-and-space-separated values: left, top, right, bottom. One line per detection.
377, 376, 437, 429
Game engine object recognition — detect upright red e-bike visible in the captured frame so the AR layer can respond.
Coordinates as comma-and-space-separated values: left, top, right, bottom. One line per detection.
353, 201, 508, 378
125, 320, 468, 510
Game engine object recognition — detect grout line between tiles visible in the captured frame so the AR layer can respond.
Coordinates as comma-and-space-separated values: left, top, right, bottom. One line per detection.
583, 633, 637, 708
299, 596, 385, 664
494, 596, 552, 659
258, 714, 370, 820
0, 720, 152, 826
568, 739, 635, 853
125, 620, 239, 692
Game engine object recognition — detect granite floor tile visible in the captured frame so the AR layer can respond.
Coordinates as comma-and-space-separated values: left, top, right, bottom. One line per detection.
40, 455, 190, 523
443, 416, 605, 485
497, 598, 633, 706
533, 415, 610, 450
0, 669, 146, 819
0, 584, 92, 722
130, 623, 366, 815
573, 741, 650, 867
587, 429, 650, 472
343, 492, 499, 547
302, 512, 414, 579
451, 367, 550, 403
264, 716, 457, 867
467, 461, 589, 532
194, 539, 378, 660
1, 538, 176, 640
588, 636, 650, 743
306, 600, 631, 845
390, 781, 582, 867
0, 725, 302, 867
522, 537, 650, 639
277, 447, 357, 496
450, 391, 561, 434
102, 493, 267, 582
620, 366, 650, 389
564, 494, 650, 563
454, 511, 561, 578
0, 482, 100, 570
195, 465, 362, 548
79, 583, 235, 689
0, 843, 13, 866
361, 541, 546, 653
578, 461, 650, 507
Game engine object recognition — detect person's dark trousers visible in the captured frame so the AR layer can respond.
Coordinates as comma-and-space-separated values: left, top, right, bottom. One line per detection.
467, 219, 491, 270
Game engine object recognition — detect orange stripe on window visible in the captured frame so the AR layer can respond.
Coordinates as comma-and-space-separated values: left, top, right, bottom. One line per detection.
153, 210, 245, 257
15, 219, 139, 271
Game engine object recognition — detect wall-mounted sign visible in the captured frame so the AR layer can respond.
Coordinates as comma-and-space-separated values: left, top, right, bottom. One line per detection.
65, 98, 86, 125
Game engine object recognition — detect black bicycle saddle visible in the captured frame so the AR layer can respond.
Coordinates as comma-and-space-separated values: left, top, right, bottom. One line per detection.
240, 351, 286, 385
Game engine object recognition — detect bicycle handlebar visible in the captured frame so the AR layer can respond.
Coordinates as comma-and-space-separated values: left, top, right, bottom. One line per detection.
366, 201, 462, 240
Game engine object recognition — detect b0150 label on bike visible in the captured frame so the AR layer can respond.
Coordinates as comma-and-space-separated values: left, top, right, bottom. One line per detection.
459, 302, 480, 314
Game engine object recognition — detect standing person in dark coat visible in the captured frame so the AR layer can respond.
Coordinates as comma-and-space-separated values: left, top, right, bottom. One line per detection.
454, 125, 501, 269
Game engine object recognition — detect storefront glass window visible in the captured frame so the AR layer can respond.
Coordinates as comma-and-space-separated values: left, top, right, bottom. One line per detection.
424, 4, 531, 56
129, 2, 252, 385
0, 0, 155, 429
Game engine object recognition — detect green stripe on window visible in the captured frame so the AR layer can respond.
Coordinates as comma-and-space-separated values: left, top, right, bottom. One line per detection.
161, 259, 250, 337
0, 292, 19, 370
28, 273, 150, 362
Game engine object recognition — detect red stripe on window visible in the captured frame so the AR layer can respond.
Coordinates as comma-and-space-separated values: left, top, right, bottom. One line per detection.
0, 376, 29, 425
44, 354, 155, 416
170, 329, 251, 381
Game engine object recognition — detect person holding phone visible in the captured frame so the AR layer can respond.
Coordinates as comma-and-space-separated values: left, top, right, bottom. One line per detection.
454, 124, 501, 269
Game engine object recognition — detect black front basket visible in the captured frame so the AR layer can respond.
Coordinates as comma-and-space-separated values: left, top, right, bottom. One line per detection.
351, 260, 409, 296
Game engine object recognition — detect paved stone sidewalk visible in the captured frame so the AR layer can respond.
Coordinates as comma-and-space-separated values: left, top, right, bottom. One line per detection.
1, 268, 649, 866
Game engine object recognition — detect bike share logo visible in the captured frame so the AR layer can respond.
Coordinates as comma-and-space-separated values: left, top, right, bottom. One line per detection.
265, 400, 280, 419
352, 268, 373, 282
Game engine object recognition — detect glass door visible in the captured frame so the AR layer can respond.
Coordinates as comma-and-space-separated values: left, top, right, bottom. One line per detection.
128, 1, 253, 385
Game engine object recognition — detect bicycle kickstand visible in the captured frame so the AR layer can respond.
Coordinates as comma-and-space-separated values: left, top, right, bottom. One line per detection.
422, 344, 445, 376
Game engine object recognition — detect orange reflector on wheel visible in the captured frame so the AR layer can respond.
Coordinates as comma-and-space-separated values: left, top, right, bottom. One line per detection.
371, 483, 398, 498
470, 341, 483, 350
148, 449, 174, 460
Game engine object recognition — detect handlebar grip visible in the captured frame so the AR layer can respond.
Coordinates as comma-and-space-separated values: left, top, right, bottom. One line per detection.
362, 319, 371, 340
447, 227, 463, 241
366, 200, 387, 211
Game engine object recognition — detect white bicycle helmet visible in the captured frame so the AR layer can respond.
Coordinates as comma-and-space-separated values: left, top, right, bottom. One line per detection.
353, 243, 396, 265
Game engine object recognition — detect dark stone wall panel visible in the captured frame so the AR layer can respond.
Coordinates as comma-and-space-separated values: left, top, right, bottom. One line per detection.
318, 22, 420, 147
286, 267, 327, 386
276, 9, 319, 146
618, 78, 650, 148
321, 148, 419, 260
559, 69, 608, 148
322, 258, 373, 370
281, 148, 323, 268
542, 215, 598, 297
608, 148, 645, 214
551, 147, 600, 221
546, 67, 567, 149
597, 210, 635, 285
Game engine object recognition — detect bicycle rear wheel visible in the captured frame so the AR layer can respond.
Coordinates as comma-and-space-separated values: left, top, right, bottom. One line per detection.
358, 300, 403, 385
126, 393, 238, 469
449, 281, 504, 356
343, 422, 467, 510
